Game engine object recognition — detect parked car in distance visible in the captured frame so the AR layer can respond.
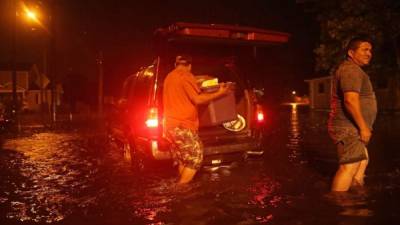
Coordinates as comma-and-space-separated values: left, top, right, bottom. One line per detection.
106, 22, 290, 171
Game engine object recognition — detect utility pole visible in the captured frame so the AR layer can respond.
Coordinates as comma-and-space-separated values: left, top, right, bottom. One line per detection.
11, 0, 19, 132
97, 51, 104, 117
41, 44, 49, 124
49, 1, 57, 124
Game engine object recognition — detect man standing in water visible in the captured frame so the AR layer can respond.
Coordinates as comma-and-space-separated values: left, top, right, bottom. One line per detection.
163, 55, 231, 184
328, 36, 377, 192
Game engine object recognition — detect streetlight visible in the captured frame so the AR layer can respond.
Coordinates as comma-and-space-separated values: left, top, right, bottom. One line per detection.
19, 1, 57, 124
22, 3, 48, 33
10, 0, 56, 131
10, 2, 40, 132
291, 90, 297, 105
26, 10, 37, 20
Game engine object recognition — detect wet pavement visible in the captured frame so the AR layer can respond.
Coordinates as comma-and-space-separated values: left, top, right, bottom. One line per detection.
1, 107, 400, 225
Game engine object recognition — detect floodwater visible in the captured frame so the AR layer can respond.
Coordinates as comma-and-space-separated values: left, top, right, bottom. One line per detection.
1, 107, 400, 225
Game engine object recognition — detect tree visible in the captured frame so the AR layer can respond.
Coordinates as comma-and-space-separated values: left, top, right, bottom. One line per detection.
313, 0, 400, 77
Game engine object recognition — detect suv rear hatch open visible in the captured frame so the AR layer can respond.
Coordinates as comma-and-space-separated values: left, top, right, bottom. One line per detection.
155, 23, 290, 163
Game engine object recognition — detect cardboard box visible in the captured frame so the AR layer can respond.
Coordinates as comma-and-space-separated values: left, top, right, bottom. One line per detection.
198, 91, 237, 127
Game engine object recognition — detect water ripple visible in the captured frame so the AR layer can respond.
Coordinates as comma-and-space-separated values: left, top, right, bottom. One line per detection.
1, 132, 102, 223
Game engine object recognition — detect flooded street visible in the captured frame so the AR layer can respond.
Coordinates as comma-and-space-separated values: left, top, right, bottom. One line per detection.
1, 108, 400, 225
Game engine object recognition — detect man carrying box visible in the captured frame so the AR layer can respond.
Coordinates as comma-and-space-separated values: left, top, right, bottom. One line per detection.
163, 55, 232, 184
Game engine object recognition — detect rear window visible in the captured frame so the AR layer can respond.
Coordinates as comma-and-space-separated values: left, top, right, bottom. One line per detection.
128, 66, 155, 106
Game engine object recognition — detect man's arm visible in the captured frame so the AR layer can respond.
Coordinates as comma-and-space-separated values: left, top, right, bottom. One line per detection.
344, 91, 371, 143
190, 83, 231, 105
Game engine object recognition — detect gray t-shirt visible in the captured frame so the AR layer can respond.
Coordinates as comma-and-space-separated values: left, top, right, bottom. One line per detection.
329, 60, 377, 130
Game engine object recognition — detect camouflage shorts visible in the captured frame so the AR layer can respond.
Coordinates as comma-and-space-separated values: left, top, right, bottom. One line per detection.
328, 126, 368, 164
166, 127, 203, 170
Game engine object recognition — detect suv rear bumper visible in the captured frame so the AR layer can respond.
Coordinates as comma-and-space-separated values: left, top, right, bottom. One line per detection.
141, 137, 263, 161
204, 141, 262, 156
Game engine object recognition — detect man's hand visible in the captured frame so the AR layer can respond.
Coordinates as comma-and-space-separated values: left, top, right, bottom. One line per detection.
218, 82, 234, 95
359, 127, 372, 144
191, 82, 234, 105
344, 92, 371, 144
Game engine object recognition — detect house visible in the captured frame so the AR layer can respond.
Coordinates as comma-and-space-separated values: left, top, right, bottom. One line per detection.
0, 63, 62, 112
305, 76, 331, 110
305, 75, 400, 111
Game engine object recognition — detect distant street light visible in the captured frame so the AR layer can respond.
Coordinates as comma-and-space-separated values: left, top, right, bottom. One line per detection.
26, 10, 37, 20
291, 90, 297, 104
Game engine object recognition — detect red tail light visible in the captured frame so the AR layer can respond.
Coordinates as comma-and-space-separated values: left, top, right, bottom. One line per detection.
145, 107, 159, 128
257, 112, 264, 122
255, 104, 265, 123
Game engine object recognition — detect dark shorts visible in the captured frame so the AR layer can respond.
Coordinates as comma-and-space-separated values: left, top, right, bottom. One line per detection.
166, 127, 203, 170
328, 126, 368, 164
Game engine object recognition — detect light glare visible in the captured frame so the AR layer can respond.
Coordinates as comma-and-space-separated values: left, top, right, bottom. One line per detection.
146, 119, 158, 128
27, 11, 37, 20
257, 112, 264, 122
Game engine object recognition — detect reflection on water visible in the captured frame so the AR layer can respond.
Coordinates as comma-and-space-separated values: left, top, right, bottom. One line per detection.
131, 178, 179, 224
0, 133, 102, 223
248, 177, 282, 209
129, 170, 285, 224
246, 176, 282, 223
287, 104, 300, 149
287, 104, 307, 165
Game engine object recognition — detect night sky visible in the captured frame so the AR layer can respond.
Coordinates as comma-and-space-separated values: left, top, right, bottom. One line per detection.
0, 0, 318, 100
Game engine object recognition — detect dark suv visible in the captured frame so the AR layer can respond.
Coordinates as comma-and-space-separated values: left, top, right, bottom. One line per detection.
106, 22, 289, 170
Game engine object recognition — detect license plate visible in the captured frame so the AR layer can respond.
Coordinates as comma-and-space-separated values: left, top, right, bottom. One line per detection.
212, 159, 222, 165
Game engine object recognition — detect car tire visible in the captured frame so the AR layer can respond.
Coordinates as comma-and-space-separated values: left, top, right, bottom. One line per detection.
129, 139, 149, 172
